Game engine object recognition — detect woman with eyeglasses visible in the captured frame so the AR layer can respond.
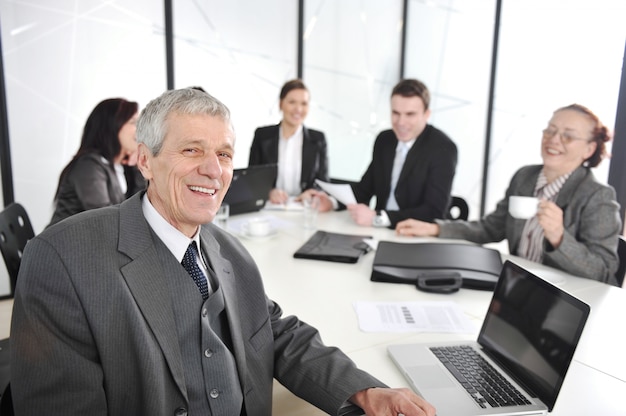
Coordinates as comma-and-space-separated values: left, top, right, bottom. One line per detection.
395, 104, 622, 285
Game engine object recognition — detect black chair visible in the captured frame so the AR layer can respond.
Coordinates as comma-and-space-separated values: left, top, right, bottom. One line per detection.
0, 203, 31, 416
616, 236, 626, 287
0, 338, 11, 415
0, 202, 35, 295
447, 196, 469, 221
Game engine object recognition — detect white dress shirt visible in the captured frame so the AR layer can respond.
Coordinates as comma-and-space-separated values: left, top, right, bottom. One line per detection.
276, 125, 303, 196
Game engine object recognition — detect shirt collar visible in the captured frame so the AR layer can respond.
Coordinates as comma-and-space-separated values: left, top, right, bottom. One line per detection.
535, 170, 572, 200
397, 138, 416, 152
141, 194, 201, 263
279, 124, 303, 141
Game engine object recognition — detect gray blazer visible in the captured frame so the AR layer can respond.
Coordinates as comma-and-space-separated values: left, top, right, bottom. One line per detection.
11, 192, 384, 415
49, 152, 126, 227
438, 165, 621, 285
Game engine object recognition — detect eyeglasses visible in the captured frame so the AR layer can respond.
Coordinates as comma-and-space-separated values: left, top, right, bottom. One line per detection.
542, 128, 591, 145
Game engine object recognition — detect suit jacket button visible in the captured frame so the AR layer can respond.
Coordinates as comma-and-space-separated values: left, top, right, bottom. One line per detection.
174, 407, 187, 416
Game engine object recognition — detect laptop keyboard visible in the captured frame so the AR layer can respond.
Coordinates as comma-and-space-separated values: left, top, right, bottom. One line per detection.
430, 345, 532, 409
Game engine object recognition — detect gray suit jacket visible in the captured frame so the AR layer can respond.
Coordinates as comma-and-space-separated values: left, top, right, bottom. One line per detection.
438, 165, 622, 285
11, 192, 384, 415
49, 152, 127, 227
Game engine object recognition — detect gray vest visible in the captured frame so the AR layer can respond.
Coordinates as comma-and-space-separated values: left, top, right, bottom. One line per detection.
155, 237, 244, 415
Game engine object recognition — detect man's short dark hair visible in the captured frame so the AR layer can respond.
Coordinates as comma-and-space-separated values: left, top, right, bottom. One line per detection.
391, 79, 430, 110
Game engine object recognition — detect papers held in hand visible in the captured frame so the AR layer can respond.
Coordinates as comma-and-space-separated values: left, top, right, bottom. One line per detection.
294, 231, 372, 264
371, 242, 503, 291
314, 179, 357, 206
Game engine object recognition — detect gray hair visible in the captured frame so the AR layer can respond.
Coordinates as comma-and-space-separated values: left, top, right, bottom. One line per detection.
137, 88, 232, 155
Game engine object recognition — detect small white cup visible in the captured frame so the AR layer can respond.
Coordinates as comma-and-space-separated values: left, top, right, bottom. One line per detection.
509, 196, 539, 219
243, 217, 271, 237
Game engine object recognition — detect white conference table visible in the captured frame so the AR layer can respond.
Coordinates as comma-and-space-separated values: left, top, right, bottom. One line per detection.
0, 209, 624, 415
226, 208, 626, 416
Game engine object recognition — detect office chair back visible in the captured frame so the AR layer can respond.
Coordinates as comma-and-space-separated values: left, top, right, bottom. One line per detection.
0, 202, 35, 295
0, 338, 11, 415
447, 196, 469, 221
616, 236, 626, 287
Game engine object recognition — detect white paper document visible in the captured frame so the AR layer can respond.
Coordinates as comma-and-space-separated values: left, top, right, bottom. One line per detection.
353, 301, 476, 333
315, 179, 357, 206
264, 197, 304, 211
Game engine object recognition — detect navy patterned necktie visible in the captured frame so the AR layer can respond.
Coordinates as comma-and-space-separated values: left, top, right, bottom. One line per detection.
181, 242, 209, 300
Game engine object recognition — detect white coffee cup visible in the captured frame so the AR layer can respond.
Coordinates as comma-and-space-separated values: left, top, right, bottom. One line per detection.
509, 196, 539, 219
242, 217, 271, 237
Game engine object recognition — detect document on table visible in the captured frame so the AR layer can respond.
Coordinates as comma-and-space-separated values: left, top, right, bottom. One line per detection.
353, 301, 476, 333
264, 196, 304, 211
315, 179, 357, 206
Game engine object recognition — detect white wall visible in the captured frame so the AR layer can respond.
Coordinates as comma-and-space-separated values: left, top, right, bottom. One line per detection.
0, 0, 625, 297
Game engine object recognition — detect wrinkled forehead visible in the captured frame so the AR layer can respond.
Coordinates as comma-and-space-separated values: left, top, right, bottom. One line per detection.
549, 109, 595, 134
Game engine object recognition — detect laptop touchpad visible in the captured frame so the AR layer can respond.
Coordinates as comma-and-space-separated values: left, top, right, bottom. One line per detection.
407, 365, 455, 389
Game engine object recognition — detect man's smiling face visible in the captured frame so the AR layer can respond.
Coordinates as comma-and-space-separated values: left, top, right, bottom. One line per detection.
138, 112, 235, 237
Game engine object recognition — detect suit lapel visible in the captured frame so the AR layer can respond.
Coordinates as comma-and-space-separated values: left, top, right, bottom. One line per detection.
268, 124, 281, 163
555, 166, 586, 210
200, 230, 249, 392
301, 126, 314, 189
398, 126, 432, 183
117, 194, 187, 398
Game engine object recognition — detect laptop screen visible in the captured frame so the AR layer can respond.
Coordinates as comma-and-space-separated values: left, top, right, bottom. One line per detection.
477, 261, 590, 411
223, 164, 277, 215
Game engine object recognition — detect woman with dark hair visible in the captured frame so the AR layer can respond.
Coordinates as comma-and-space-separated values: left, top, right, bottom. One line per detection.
396, 104, 622, 285
248, 79, 329, 204
48, 98, 143, 226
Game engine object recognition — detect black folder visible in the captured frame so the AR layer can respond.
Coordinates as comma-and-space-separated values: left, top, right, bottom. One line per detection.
293, 231, 372, 263
371, 241, 503, 290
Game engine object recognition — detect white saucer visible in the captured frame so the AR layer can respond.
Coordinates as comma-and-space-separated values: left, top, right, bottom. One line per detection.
239, 228, 278, 241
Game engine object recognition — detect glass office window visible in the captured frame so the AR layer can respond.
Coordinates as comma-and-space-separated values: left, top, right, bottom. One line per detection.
0, 0, 165, 296
488, 0, 626, 213
405, 0, 496, 219
173, 0, 298, 168
303, 0, 403, 181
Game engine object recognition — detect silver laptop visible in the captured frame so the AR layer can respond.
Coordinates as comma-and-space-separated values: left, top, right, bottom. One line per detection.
388, 260, 590, 415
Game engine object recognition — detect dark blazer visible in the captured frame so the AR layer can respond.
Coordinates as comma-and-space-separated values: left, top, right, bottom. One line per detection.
249, 123, 329, 191
11, 192, 384, 415
353, 125, 458, 227
438, 165, 622, 285
49, 152, 127, 226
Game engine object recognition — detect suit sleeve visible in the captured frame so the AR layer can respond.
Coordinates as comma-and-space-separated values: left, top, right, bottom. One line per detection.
10, 237, 107, 416
269, 299, 386, 415
543, 185, 621, 284
437, 167, 527, 244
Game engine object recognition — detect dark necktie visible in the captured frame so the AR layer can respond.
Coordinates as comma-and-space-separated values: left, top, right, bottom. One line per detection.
181, 242, 209, 300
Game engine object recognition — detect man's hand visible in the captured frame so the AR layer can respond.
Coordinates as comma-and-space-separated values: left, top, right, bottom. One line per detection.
347, 204, 376, 226
395, 219, 440, 237
297, 189, 334, 212
350, 387, 436, 416
269, 188, 289, 204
